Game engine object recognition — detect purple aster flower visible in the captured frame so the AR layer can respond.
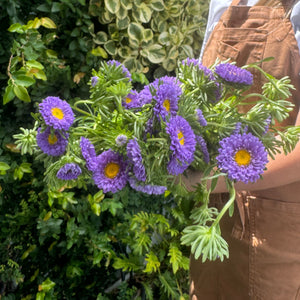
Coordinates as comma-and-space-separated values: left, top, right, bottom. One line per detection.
127, 138, 146, 182
36, 127, 68, 156
182, 58, 215, 80
115, 134, 128, 147
196, 109, 207, 126
138, 84, 154, 106
80, 137, 97, 172
123, 90, 141, 109
196, 135, 210, 164
93, 149, 128, 193
166, 116, 196, 164
216, 132, 268, 184
56, 163, 82, 180
215, 63, 253, 86
107, 60, 132, 81
128, 177, 167, 195
153, 81, 182, 121
91, 76, 98, 87
167, 156, 191, 175
39, 96, 75, 131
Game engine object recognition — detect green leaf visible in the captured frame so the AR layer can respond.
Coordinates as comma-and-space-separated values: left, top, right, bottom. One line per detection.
0, 162, 10, 172
13, 85, 31, 102
116, 16, 130, 30
150, 0, 165, 11
135, 3, 152, 23
39, 278, 55, 292
104, 40, 117, 55
158, 32, 170, 45
91, 46, 108, 58
14, 75, 36, 87
142, 44, 166, 64
144, 252, 160, 273
143, 29, 153, 42
8, 23, 24, 33
46, 49, 58, 58
41, 17, 57, 29
105, 0, 120, 14
26, 60, 44, 70
128, 22, 144, 43
36, 3, 51, 12
3, 85, 15, 105
94, 31, 108, 44
51, 2, 61, 12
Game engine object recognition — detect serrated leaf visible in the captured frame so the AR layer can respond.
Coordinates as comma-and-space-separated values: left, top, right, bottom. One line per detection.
13, 85, 31, 102
144, 252, 160, 273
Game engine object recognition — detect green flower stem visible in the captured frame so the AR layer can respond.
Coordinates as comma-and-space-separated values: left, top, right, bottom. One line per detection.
210, 181, 235, 231
146, 138, 167, 143
72, 100, 93, 117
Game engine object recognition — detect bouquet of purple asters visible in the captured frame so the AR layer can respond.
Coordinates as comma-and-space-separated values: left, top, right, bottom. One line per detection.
14, 59, 300, 261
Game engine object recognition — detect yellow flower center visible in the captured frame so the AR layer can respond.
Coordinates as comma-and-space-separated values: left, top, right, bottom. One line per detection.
234, 149, 251, 166
48, 134, 58, 145
177, 130, 185, 146
51, 107, 64, 120
104, 162, 120, 179
163, 99, 170, 112
126, 97, 132, 104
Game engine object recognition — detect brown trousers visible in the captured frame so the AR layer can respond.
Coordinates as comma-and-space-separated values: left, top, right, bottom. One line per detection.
190, 1, 300, 299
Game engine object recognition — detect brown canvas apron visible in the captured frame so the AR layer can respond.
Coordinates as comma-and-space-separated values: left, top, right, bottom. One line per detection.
190, 1, 300, 299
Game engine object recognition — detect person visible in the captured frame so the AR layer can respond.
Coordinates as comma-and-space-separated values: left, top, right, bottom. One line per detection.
188, 1, 300, 299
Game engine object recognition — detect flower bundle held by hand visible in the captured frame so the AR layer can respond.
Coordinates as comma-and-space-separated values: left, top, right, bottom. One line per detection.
15, 59, 300, 262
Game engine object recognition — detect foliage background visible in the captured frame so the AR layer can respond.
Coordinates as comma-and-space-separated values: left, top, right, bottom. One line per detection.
0, 0, 209, 298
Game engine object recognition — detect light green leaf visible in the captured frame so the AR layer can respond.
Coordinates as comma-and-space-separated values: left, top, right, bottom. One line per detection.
128, 22, 144, 43
91, 46, 108, 58
8, 23, 24, 33
105, 0, 120, 14
144, 252, 160, 273
116, 16, 130, 30
39, 278, 55, 292
143, 28, 153, 42
158, 32, 170, 45
142, 44, 166, 64
0, 162, 10, 172
13, 85, 31, 102
135, 3, 152, 23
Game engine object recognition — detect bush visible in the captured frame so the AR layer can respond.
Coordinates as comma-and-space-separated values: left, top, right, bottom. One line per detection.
0, 0, 208, 298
